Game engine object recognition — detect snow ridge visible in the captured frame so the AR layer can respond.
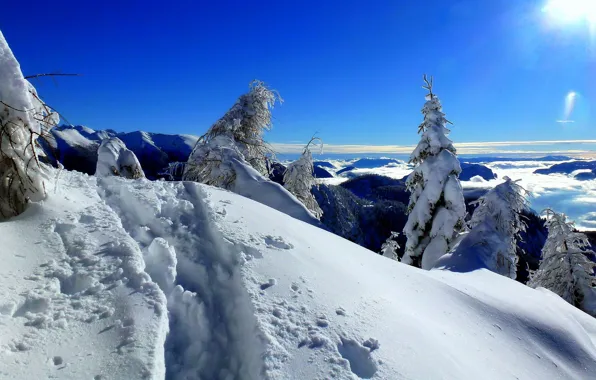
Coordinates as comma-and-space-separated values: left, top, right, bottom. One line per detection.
97, 177, 266, 379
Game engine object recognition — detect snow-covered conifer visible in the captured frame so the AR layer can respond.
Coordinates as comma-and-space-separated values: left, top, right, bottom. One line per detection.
184, 80, 281, 186
380, 232, 400, 260
96, 137, 145, 179
283, 137, 323, 218
529, 209, 595, 310
454, 177, 529, 278
402, 75, 466, 269
0, 31, 58, 219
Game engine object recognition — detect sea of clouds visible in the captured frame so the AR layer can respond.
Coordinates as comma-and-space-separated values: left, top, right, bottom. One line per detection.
295, 156, 596, 230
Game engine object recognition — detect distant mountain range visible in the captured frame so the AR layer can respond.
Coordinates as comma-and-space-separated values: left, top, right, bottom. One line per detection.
39, 125, 198, 179
40, 125, 589, 184
534, 160, 596, 178
461, 155, 575, 163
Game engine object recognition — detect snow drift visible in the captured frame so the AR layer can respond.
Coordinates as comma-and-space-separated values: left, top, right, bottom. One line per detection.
96, 137, 145, 179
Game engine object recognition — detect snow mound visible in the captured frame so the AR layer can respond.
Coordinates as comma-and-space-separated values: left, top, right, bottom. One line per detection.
96, 137, 145, 179
230, 158, 322, 226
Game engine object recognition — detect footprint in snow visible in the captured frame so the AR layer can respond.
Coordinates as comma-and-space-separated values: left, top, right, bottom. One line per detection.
337, 336, 378, 379
316, 316, 329, 328
78, 214, 96, 224
260, 278, 277, 290
264, 235, 293, 250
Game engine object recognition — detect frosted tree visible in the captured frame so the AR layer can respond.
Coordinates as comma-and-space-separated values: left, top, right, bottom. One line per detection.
380, 232, 400, 260
96, 137, 145, 179
0, 32, 59, 219
283, 137, 323, 218
158, 161, 186, 181
402, 75, 466, 269
453, 177, 529, 278
183, 80, 281, 187
529, 209, 595, 310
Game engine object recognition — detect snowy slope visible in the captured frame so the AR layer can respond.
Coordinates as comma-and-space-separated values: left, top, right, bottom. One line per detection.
2, 167, 596, 379
0, 169, 167, 379
203, 185, 596, 379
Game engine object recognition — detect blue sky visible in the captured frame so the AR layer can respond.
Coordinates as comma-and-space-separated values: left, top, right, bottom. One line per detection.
2, 0, 595, 151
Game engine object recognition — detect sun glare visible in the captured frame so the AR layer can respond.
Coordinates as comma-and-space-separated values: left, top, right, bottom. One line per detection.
543, 0, 596, 25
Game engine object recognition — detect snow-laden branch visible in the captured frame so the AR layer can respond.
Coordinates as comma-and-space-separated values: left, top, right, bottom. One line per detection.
0, 32, 59, 219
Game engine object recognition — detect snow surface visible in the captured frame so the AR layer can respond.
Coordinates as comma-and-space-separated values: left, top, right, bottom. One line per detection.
0, 169, 167, 379
2, 166, 596, 379
229, 158, 321, 227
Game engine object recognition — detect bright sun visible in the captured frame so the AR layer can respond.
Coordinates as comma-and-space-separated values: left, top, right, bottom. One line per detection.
543, 0, 596, 25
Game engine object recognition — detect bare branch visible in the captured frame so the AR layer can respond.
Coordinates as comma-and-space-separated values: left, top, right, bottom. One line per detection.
422, 74, 434, 99
24, 73, 80, 80
304, 135, 323, 155
27, 90, 74, 127
1, 101, 35, 113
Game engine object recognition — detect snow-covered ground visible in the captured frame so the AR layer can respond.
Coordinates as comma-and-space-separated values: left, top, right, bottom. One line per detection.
0, 170, 167, 379
2, 166, 596, 379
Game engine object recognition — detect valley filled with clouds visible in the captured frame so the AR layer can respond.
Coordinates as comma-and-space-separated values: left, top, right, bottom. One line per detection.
308, 156, 596, 230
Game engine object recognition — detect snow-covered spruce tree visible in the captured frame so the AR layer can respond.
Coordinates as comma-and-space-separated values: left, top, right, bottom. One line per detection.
380, 231, 400, 260
183, 80, 281, 187
0, 32, 58, 219
96, 137, 145, 179
283, 137, 323, 218
458, 177, 529, 278
529, 209, 595, 310
402, 75, 466, 269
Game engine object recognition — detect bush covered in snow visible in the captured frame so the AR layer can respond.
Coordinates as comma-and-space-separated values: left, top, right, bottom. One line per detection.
184, 80, 280, 186
529, 209, 596, 313
468, 178, 529, 277
0, 32, 58, 219
158, 161, 186, 181
380, 232, 400, 260
184, 135, 244, 188
435, 178, 529, 279
283, 138, 323, 218
95, 137, 144, 179
402, 76, 466, 269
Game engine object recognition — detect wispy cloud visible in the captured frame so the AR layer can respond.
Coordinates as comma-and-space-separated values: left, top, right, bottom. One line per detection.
271, 140, 596, 154
556, 120, 575, 124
